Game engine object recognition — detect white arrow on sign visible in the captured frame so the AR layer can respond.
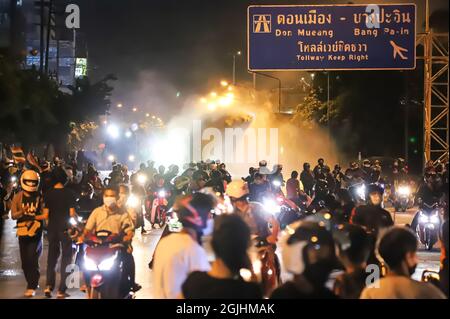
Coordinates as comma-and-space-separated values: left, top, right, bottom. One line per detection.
390, 40, 409, 60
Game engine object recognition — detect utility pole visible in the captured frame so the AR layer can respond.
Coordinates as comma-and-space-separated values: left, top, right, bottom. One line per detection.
44, 0, 53, 75
251, 72, 282, 113
39, 0, 45, 74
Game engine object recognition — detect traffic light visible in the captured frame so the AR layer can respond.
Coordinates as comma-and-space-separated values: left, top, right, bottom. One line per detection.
409, 136, 417, 143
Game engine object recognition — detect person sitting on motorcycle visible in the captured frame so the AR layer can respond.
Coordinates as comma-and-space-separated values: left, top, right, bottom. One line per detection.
350, 183, 394, 272
205, 170, 225, 194
350, 183, 393, 235
300, 163, 315, 197
334, 189, 355, 223
187, 170, 208, 194
361, 227, 446, 299
410, 171, 445, 231
218, 163, 232, 185
313, 158, 329, 181
344, 161, 365, 184
333, 223, 372, 299
361, 159, 373, 183
271, 221, 338, 299
164, 165, 179, 186
158, 165, 166, 177
39, 161, 53, 195
242, 167, 256, 184
286, 171, 301, 203
82, 186, 135, 292
77, 183, 101, 220
332, 164, 345, 192
226, 180, 279, 246
248, 172, 271, 203
269, 164, 284, 194
152, 192, 217, 298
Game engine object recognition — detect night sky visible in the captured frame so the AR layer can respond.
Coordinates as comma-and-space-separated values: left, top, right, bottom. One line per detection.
72, 0, 448, 105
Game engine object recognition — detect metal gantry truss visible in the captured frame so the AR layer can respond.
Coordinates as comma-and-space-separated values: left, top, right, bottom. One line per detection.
417, 1, 449, 165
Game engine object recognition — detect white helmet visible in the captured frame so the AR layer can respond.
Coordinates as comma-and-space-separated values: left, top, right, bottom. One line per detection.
20, 170, 40, 193
225, 180, 249, 199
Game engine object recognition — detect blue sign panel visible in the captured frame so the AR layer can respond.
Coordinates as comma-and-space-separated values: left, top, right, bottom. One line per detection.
248, 4, 416, 71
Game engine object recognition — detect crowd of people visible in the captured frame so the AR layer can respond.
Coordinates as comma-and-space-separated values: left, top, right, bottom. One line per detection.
0, 154, 448, 299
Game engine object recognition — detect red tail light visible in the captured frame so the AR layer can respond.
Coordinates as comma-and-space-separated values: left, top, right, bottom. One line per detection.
91, 274, 103, 288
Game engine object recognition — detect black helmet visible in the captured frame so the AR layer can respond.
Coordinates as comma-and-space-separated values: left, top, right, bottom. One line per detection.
350, 161, 358, 169
303, 162, 311, 170
333, 223, 371, 265
367, 183, 384, 196
281, 221, 335, 275
80, 183, 94, 196
334, 164, 341, 171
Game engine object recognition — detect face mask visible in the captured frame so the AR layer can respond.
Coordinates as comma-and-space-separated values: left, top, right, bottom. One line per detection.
103, 197, 117, 208
202, 218, 214, 237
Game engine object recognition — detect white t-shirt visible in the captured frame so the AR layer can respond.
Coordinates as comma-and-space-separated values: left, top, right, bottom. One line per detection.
360, 275, 446, 299
153, 232, 211, 299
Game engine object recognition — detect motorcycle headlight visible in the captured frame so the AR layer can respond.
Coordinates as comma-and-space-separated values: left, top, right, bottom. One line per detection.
98, 252, 118, 271
356, 185, 366, 199
263, 198, 280, 214
11, 176, 17, 183
137, 174, 147, 185
272, 180, 281, 187
398, 186, 411, 196
158, 190, 166, 198
419, 212, 429, 223
430, 213, 440, 224
84, 256, 98, 271
126, 194, 139, 208
69, 217, 77, 226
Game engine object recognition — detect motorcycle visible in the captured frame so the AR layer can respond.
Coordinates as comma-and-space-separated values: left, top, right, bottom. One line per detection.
263, 195, 303, 230
391, 183, 413, 212
83, 230, 133, 299
145, 189, 170, 228
415, 203, 441, 251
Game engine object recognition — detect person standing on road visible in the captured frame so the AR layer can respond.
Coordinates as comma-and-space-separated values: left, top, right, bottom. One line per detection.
333, 223, 372, 299
152, 192, 217, 298
181, 214, 262, 299
43, 168, 77, 299
360, 227, 446, 299
300, 163, 315, 197
11, 170, 48, 297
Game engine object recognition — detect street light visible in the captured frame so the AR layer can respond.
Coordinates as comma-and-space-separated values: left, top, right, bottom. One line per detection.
233, 50, 242, 85
128, 155, 135, 162
125, 130, 132, 138
108, 155, 115, 162
132, 107, 138, 112
117, 103, 123, 108
220, 80, 228, 87
107, 124, 119, 139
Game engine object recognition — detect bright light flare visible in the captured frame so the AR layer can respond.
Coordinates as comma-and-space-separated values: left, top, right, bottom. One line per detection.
107, 155, 115, 162
220, 80, 228, 87
125, 130, 132, 138
128, 155, 135, 162
398, 186, 411, 196
107, 124, 119, 139
137, 174, 147, 185
126, 194, 139, 208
